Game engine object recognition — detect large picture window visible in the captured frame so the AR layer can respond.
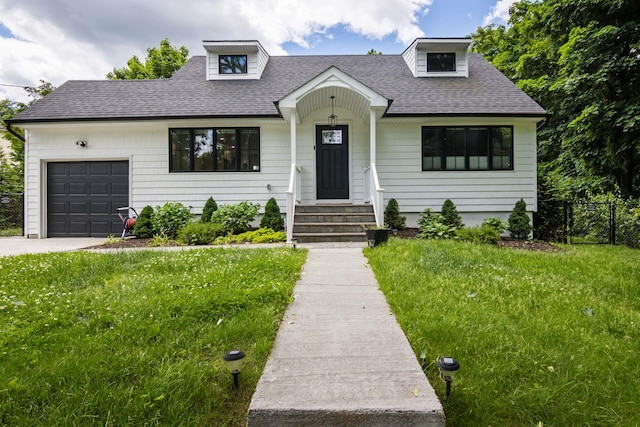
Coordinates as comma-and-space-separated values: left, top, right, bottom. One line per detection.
170, 128, 259, 172
422, 126, 513, 171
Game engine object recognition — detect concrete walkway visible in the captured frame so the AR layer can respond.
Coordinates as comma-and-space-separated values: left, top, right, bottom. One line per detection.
0, 237, 107, 257
248, 245, 444, 426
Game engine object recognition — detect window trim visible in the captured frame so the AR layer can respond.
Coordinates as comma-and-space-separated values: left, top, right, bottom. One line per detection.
426, 52, 456, 72
169, 127, 260, 173
421, 126, 514, 171
218, 54, 248, 74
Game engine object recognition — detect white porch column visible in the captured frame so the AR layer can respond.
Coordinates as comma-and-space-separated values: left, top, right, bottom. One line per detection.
290, 110, 297, 165
369, 108, 376, 164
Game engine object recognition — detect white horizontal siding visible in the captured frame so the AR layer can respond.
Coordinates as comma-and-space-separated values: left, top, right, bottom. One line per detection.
208, 52, 261, 80
415, 47, 468, 78
23, 120, 291, 237
376, 118, 537, 216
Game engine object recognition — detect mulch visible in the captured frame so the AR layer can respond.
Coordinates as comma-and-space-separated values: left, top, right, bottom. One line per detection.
90, 230, 561, 252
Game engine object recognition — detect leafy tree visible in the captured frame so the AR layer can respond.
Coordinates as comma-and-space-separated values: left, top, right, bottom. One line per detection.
260, 197, 284, 231
2, 80, 56, 192
367, 49, 382, 55
107, 38, 189, 80
471, 0, 640, 199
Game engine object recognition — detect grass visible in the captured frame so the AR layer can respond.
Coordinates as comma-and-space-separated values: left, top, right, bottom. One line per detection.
0, 247, 306, 426
365, 239, 640, 426
0, 227, 22, 237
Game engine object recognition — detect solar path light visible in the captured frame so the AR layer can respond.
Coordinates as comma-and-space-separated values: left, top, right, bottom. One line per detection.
223, 350, 246, 390
437, 356, 460, 398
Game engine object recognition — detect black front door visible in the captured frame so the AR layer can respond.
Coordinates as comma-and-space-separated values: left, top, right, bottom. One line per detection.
316, 125, 349, 199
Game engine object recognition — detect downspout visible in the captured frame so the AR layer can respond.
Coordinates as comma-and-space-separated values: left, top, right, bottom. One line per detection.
5, 122, 26, 142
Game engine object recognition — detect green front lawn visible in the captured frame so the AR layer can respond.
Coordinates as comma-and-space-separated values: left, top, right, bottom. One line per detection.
0, 248, 306, 426
366, 239, 640, 426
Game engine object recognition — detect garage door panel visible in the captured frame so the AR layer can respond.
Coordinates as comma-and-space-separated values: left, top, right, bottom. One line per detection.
90, 182, 109, 195
47, 161, 129, 237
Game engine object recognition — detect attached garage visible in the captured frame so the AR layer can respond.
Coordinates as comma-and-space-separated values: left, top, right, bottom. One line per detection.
47, 161, 129, 237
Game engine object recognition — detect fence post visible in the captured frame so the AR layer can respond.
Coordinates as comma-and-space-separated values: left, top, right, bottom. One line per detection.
610, 202, 616, 245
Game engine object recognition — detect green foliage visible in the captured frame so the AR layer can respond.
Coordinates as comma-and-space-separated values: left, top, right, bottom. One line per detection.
417, 208, 457, 240
482, 217, 507, 234
367, 49, 383, 55
107, 38, 189, 80
471, 0, 640, 199
455, 225, 501, 244
201, 196, 218, 223
210, 201, 260, 235
216, 227, 286, 245
366, 239, 640, 426
178, 222, 224, 245
132, 205, 154, 238
508, 198, 533, 240
260, 197, 284, 231
151, 202, 193, 239
384, 198, 406, 230
441, 199, 463, 229
0, 248, 306, 426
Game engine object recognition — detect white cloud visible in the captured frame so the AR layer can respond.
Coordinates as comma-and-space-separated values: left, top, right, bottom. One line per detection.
0, 0, 433, 103
483, 0, 515, 26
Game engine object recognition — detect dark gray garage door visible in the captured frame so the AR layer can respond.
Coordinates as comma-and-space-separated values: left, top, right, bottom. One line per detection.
47, 161, 129, 237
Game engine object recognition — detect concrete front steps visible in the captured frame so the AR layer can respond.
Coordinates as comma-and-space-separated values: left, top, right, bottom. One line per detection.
292, 204, 375, 243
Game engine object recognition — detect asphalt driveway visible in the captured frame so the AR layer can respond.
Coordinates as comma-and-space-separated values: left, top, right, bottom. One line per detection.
0, 237, 107, 257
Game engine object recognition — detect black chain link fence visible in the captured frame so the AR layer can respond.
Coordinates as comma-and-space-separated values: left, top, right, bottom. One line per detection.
0, 193, 24, 236
535, 199, 640, 249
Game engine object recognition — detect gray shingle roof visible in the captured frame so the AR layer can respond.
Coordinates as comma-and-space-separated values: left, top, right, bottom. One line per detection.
9, 53, 545, 123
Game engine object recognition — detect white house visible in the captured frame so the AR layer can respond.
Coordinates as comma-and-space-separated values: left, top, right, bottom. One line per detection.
7, 38, 546, 241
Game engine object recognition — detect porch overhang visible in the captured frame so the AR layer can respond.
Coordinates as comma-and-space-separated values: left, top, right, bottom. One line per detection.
277, 66, 390, 124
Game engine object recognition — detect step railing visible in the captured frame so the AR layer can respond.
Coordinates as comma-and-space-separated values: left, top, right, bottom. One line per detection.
285, 164, 302, 243
364, 164, 384, 227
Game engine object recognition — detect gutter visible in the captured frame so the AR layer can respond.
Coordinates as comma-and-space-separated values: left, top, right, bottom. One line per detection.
4, 121, 25, 142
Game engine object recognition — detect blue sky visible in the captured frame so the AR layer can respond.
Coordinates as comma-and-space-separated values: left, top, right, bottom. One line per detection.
0, 0, 513, 102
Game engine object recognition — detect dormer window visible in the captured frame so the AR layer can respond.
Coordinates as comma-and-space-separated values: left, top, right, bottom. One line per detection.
219, 55, 247, 74
427, 53, 456, 72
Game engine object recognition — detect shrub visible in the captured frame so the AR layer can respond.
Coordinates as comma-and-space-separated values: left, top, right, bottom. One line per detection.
418, 208, 457, 240
178, 222, 224, 245
441, 199, 463, 229
384, 198, 406, 230
455, 225, 501, 244
260, 197, 284, 231
201, 197, 218, 223
482, 217, 507, 234
152, 202, 193, 239
210, 201, 260, 235
508, 198, 532, 240
218, 227, 286, 244
132, 205, 154, 238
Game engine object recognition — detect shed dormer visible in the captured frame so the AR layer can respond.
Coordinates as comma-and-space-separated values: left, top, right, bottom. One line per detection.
203, 40, 269, 80
402, 38, 472, 78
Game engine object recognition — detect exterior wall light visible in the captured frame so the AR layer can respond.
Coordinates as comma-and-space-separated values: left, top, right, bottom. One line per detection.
437, 356, 460, 398
223, 350, 246, 389
75, 140, 87, 147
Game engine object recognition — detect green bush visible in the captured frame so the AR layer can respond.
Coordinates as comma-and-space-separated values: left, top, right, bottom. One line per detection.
151, 202, 193, 239
132, 205, 154, 238
482, 217, 507, 234
441, 199, 463, 229
210, 201, 260, 235
214, 227, 286, 244
455, 225, 501, 244
384, 198, 406, 230
418, 208, 457, 240
260, 197, 284, 231
508, 198, 532, 240
201, 197, 218, 223
178, 222, 224, 245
